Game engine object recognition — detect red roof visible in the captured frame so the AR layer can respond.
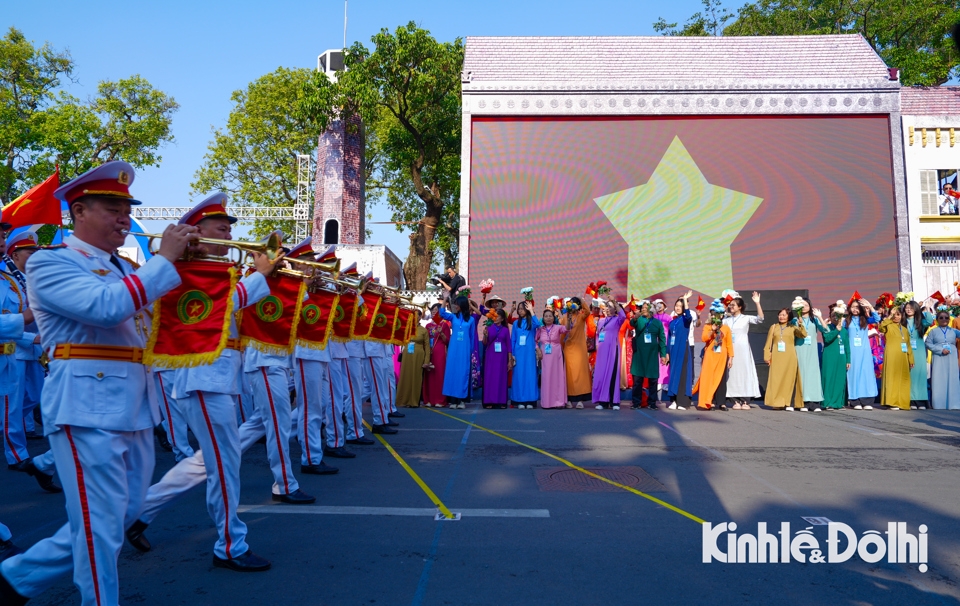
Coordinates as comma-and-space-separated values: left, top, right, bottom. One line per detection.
901, 87, 960, 116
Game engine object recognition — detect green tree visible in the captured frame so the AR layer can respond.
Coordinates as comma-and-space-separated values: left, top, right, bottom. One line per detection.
0, 27, 178, 205
192, 67, 315, 238
300, 22, 464, 289
656, 0, 960, 85
654, 0, 733, 36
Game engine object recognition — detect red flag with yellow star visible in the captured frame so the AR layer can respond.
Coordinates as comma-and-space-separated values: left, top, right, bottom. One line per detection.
144, 260, 239, 368
239, 274, 306, 354
2, 169, 61, 229
296, 287, 339, 350
368, 300, 399, 343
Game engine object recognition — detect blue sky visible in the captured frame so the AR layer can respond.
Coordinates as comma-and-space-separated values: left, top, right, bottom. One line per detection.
7, 0, 714, 258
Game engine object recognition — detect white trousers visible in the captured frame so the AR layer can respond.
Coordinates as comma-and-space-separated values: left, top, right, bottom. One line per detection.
363, 357, 390, 425
245, 366, 300, 495
1, 426, 153, 604
294, 358, 328, 465
180, 390, 249, 560
1, 359, 27, 465
323, 359, 346, 448
154, 370, 194, 461
138, 408, 299, 524
340, 358, 366, 439
21, 360, 43, 433
378, 354, 398, 413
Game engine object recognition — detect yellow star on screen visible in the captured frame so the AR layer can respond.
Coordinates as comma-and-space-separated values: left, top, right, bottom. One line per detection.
593, 136, 763, 299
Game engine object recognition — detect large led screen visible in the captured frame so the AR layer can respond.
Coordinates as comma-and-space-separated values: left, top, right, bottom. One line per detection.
468, 115, 900, 308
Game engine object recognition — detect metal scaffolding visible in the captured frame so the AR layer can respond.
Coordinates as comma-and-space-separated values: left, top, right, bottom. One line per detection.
61, 155, 315, 241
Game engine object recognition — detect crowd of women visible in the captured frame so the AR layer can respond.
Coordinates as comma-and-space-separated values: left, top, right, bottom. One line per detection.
390, 286, 960, 412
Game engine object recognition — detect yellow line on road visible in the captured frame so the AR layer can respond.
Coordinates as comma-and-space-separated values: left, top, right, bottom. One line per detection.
426, 409, 706, 525
362, 420, 456, 519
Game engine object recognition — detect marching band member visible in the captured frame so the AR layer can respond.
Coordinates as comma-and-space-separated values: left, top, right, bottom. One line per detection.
4, 231, 60, 493
363, 277, 400, 431
0, 223, 32, 473
143, 194, 277, 572
0, 161, 196, 605
288, 238, 339, 475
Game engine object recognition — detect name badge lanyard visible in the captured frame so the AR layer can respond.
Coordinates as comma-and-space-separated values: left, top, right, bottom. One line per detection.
942, 327, 952, 353
777, 324, 786, 353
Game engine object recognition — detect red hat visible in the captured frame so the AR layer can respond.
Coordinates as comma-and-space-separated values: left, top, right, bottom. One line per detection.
179, 193, 237, 226
54, 161, 141, 205
287, 237, 314, 259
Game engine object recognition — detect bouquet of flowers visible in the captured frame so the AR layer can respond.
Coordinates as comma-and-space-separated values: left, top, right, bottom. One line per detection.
564, 298, 579, 314
894, 291, 914, 306
484, 308, 499, 326
457, 285, 472, 299
831, 300, 847, 319
479, 279, 495, 294
596, 280, 611, 297
791, 296, 805, 313
521, 287, 534, 302
875, 292, 896, 310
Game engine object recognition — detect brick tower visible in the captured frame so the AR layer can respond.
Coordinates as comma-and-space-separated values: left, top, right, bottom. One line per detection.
313, 49, 365, 245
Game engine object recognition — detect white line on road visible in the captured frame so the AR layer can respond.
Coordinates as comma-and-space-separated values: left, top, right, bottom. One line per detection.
400, 428, 546, 433
238, 505, 551, 518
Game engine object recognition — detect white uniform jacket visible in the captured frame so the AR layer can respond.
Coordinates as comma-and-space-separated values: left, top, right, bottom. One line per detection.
0, 272, 26, 395
25, 236, 181, 433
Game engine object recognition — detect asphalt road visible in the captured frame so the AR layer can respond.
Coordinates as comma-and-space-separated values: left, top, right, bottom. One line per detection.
4, 404, 960, 605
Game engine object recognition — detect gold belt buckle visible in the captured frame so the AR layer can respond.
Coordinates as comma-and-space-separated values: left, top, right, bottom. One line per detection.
1, 342, 14, 355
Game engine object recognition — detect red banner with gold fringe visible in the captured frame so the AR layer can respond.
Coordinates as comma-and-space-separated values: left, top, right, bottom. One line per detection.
239, 274, 305, 354
296, 287, 339, 350
392, 307, 415, 346
352, 292, 381, 340
331, 291, 359, 342
368, 300, 398, 343
144, 260, 239, 368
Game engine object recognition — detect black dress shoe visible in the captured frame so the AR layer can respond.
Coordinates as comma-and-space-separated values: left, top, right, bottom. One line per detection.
372, 424, 398, 435
22, 459, 62, 493
385, 420, 400, 427
301, 462, 339, 475
346, 437, 374, 446
323, 446, 357, 458
212, 550, 271, 572
272, 489, 316, 504
7, 461, 29, 472
153, 425, 173, 452
126, 520, 151, 552
388, 411, 405, 418
0, 539, 23, 563
0, 568, 29, 605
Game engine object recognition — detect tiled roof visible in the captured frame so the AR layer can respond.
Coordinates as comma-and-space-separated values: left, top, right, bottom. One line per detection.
463, 35, 891, 87
901, 87, 960, 115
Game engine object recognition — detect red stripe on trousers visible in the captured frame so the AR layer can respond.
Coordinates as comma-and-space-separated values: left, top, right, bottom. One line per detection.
327, 374, 339, 445
237, 394, 246, 423
130, 275, 148, 309
156, 373, 177, 448
260, 367, 290, 493
121, 277, 141, 309
298, 360, 311, 463
197, 392, 234, 558
4, 396, 21, 463
344, 362, 362, 436
64, 426, 102, 606
368, 358, 386, 423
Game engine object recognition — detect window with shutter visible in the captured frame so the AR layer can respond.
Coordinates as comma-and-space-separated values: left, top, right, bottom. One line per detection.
920, 169, 938, 215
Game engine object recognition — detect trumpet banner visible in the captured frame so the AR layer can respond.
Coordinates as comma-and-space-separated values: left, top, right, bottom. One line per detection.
352, 292, 382, 340
392, 307, 415, 345
239, 274, 306, 354
296, 288, 339, 350
368, 300, 399, 343
144, 260, 239, 368
331, 291, 359, 342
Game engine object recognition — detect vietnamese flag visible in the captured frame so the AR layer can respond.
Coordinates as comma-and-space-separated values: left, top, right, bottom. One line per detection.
368, 299, 399, 343
2, 169, 61, 229
696, 296, 705, 312
352, 292, 382, 340
144, 260, 239, 368
331, 291, 359, 342
296, 288, 339, 349
239, 274, 306, 354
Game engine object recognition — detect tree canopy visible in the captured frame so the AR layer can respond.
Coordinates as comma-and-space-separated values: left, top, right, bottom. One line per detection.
0, 27, 178, 205
300, 22, 464, 289
655, 0, 960, 86
192, 67, 315, 238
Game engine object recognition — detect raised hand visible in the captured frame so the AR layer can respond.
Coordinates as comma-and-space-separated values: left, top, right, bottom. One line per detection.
751, 291, 761, 304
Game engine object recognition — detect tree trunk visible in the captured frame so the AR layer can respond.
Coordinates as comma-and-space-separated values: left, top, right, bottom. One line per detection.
403, 196, 442, 289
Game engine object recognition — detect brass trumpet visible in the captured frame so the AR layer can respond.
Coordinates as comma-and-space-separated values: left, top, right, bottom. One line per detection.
285, 256, 341, 275
123, 230, 282, 262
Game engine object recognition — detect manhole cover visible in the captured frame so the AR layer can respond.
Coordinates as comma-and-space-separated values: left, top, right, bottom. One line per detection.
534, 466, 666, 493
